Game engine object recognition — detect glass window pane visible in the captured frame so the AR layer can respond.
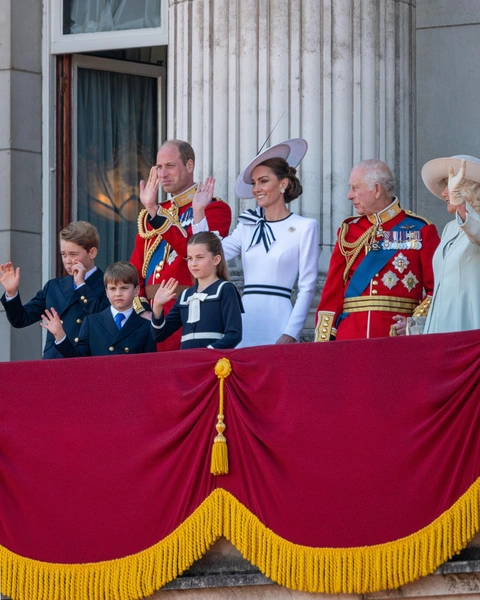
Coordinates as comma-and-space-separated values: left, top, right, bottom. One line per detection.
64, 0, 160, 35
76, 67, 157, 270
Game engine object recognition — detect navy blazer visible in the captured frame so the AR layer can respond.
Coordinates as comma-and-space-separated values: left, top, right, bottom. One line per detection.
55, 307, 156, 357
1, 270, 109, 359
151, 280, 243, 349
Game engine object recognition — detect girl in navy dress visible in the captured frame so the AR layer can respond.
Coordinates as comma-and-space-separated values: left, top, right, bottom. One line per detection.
151, 232, 243, 349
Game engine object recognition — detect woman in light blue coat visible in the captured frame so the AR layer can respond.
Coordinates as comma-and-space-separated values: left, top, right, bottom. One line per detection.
421, 155, 480, 333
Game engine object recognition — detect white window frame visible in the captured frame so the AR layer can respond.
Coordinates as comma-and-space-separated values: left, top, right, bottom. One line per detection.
51, 0, 168, 54
71, 54, 165, 219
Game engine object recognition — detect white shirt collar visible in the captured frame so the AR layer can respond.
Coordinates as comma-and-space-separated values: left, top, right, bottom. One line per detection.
85, 266, 97, 280
110, 306, 134, 324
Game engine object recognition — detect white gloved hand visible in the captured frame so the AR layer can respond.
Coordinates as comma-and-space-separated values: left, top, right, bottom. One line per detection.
448, 159, 466, 206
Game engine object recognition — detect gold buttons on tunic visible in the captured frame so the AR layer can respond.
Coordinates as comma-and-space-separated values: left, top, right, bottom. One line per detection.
109, 346, 114, 352
83, 299, 88, 304
80, 296, 85, 300
76, 318, 82, 324
74, 337, 79, 343
124, 348, 129, 353
372, 290, 378, 295
372, 280, 378, 286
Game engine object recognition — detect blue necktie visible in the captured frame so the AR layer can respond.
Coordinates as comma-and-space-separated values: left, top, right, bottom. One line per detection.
115, 313, 125, 330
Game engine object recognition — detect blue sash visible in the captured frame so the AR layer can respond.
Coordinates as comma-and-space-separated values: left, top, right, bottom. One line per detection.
344, 215, 426, 299
145, 239, 169, 283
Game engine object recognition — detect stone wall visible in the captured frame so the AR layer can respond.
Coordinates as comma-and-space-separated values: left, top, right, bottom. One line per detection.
0, 0, 43, 361
416, 0, 480, 231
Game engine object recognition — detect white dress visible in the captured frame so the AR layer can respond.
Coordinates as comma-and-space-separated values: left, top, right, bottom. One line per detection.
195, 210, 319, 347
425, 204, 480, 333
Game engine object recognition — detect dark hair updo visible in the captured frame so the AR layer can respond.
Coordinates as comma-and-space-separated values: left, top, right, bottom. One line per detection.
256, 157, 303, 203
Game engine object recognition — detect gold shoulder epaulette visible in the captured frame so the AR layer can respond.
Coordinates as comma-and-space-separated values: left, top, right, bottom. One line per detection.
137, 209, 157, 239
137, 208, 149, 233
137, 208, 172, 240
133, 296, 150, 314
404, 210, 432, 225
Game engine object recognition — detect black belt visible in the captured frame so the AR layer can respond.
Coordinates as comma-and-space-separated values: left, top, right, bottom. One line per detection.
243, 284, 292, 299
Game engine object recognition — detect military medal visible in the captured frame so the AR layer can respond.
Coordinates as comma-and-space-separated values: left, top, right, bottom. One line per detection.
372, 225, 384, 251
382, 230, 422, 251
402, 271, 419, 292
392, 253, 409, 273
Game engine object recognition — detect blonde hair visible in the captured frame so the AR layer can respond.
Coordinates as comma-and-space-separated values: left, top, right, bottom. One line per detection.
459, 179, 480, 212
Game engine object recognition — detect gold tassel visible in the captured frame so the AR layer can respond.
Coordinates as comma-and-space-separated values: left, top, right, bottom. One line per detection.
211, 358, 232, 475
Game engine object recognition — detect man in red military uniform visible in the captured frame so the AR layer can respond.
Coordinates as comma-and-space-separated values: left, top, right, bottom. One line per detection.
130, 139, 231, 350
315, 159, 440, 341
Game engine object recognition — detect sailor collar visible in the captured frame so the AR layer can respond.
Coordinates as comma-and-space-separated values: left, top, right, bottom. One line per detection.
165, 183, 197, 208
179, 280, 227, 304
367, 197, 401, 225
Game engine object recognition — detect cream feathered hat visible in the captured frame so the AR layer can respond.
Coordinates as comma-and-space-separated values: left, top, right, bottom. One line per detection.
421, 155, 480, 199
234, 138, 308, 200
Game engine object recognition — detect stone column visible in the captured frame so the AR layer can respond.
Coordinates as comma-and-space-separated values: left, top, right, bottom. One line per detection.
168, 0, 416, 324
0, 0, 43, 361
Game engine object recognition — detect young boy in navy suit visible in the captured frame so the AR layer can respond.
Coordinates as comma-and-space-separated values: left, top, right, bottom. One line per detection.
41, 261, 156, 357
0, 221, 109, 359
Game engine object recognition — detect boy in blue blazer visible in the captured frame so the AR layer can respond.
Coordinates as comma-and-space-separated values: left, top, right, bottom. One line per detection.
41, 261, 156, 357
0, 222, 109, 359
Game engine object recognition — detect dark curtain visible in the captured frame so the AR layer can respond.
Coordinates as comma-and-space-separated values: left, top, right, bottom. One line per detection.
76, 67, 157, 270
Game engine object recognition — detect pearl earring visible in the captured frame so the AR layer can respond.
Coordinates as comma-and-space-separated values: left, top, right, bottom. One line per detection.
280, 189, 285, 194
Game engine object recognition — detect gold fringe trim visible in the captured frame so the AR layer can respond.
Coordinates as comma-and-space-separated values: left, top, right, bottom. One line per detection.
1, 481, 480, 599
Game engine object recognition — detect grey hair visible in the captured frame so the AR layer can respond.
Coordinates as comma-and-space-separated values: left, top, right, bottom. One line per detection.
354, 159, 395, 195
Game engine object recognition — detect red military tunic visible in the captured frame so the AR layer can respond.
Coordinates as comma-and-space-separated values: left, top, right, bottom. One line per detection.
315, 198, 440, 341
130, 184, 232, 350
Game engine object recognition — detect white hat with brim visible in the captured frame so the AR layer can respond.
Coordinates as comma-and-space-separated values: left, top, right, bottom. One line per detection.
234, 138, 308, 199
421, 155, 480, 200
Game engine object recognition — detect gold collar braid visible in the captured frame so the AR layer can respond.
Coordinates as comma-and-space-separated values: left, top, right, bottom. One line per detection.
367, 198, 401, 225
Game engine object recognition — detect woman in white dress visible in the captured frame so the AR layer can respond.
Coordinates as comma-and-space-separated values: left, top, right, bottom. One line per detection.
395, 155, 480, 334
193, 139, 319, 347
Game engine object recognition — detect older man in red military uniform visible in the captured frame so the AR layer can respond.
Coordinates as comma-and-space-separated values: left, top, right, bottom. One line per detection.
130, 140, 231, 350
315, 159, 440, 341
